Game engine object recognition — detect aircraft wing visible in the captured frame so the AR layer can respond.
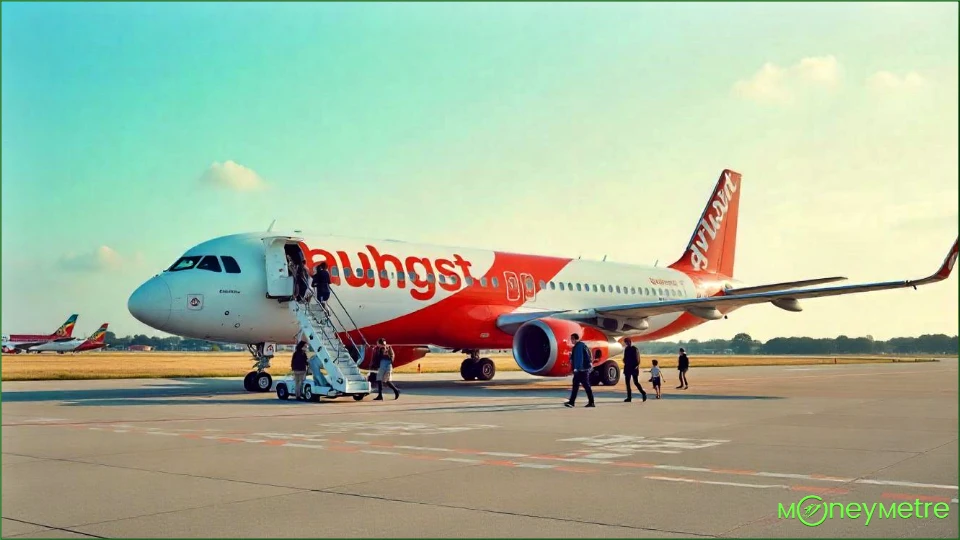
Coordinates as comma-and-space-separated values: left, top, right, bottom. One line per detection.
586, 238, 957, 321
723, 276, 847, 295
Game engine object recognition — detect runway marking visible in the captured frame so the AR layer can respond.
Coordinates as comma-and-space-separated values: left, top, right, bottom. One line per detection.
881, 492, 956, 503
646, 475, 791, 490
559, 434, 729, 456
69, 424, 959, 493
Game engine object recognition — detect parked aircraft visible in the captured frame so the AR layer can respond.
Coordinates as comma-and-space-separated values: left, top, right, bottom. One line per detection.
27, 323, 109, 354
128, 170, 958, 392
2, 314, 79, 354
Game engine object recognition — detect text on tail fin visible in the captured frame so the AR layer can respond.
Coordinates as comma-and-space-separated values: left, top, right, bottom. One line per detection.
670, 169, 742, 277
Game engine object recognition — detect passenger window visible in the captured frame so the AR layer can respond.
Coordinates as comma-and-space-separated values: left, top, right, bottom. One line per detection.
380, 270, 388, 279
167, 256, 201, 272
344, 268, 353, 277
491, 277, 499, 288
567, 282, 573, 290
365, 268, 373, 279
397, 272, 405, 282
427, 274, 436, 283
332, 267, 340, 277
559, 282, 565, 291
480, 277, 487, 287
592, 284, 597, 292
658, 288, 664, 296
630, 287, 636, 294
439, 275, 447, 284
539, 280, 546, 289
549, 281, 556, 290
197, 256, 222, 272
576, 283, 582, 292
616, 285, 621, 293
600, 285, 606, 293
466, 277, 474, 286
451, 275, 459, 285
221, 256, 241, 274
408, 272, 417, 281
526, 277, 535, 290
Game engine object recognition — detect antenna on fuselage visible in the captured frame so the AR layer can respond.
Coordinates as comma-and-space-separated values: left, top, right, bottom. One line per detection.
654, 259, 659, 267
267, 219, 276, 232
602, 255, 607, 262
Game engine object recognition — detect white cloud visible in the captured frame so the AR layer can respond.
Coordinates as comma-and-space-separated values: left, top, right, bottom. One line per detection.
199, 160, 267, 191
60, 246, 126, 273
733, 55, 841, 104
866, 70, 928, 92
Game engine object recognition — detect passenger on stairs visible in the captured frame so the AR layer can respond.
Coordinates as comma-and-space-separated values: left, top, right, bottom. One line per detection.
312, 262, 332, 309
373, 338, 400, 400
294, 263, 310, 302
291, 341, 309, 400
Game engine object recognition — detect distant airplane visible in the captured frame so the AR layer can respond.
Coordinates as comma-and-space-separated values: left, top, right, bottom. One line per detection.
27, 323, 109, 354
128, 169, 958, 393
2, 314, 79, 354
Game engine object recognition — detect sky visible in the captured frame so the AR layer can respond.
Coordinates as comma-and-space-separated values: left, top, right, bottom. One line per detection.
2, 2, 957, 342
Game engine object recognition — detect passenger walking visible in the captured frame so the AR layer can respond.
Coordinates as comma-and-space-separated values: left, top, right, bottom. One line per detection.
312, 262, 332, 310
622, 338, 647, 403
373, 338, 400, 400
649, 359, 665, 399
291, 341, 309, 400
564, 333, 595, 408
676, 347, 690, 390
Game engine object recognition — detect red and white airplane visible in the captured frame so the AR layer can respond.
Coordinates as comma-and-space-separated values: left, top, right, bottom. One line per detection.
127, 170, 958, 391
27, 323, 110, 354
2, 314, 80, 354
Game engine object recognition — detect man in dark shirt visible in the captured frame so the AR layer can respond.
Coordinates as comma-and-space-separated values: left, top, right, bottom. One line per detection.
677, 347, 690, 390
564, 333, 595, 408
291, 341, 309, 400
312, 262, 332, 310
622, 338, 647, 402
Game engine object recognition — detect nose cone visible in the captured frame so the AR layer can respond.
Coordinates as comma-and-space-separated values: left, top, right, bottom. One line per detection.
128, 277, 172, 329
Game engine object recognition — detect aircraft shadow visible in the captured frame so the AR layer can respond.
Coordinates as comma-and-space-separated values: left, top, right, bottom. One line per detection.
1, 376, 782, 408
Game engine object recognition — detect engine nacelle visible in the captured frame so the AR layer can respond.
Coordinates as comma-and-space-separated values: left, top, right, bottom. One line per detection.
512, 318, 623, 377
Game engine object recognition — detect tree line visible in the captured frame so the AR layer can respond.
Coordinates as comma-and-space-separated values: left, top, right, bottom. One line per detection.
105, 331, 958, 355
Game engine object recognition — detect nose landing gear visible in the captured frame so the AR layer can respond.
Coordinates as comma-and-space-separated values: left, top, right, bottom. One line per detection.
244, 343, 273, 392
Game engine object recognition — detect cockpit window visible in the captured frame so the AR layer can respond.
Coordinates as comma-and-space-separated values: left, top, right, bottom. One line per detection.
197, 256, 222, 273
221, 256, 241, 273
167, 256, 201, 272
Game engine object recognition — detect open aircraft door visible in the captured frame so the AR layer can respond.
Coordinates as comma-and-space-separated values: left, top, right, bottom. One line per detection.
263, 234, 304, 299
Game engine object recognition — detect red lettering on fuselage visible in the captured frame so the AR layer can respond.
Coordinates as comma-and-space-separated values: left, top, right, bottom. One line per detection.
298, 242, 472, 302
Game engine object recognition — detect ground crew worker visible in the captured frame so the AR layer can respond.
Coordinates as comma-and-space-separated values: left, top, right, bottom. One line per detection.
291, 341, 308, 400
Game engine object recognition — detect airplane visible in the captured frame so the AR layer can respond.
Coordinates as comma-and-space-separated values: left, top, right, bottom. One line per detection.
2, 314, 79, 354
27, 323, 110, 354
127, 169, 958, 393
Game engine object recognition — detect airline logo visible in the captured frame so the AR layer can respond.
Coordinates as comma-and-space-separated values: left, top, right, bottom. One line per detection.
55, 315, 78, 337
187, 295, 204, 310
89, 325, 108, 343
689, 171, 739, 271
300, 243, 477, 301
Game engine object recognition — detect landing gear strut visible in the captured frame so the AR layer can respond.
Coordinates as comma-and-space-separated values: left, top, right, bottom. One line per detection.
244, 343, 273, 392
459, 350, 496, 381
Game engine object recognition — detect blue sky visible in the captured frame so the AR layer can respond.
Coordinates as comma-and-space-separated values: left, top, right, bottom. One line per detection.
2, 2, 957, 340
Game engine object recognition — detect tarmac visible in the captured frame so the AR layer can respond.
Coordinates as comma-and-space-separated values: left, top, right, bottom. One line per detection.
2, 359, 958, 538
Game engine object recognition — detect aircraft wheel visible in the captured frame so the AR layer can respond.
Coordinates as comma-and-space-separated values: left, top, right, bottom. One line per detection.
276, 383, 289, 400
255, 372, 272, 392
243, 371, 256, 391
353, 394, 367, 401
599, 361, 620, 386
475, 358, 496, 381
588, 369, 601, 387
460, 359, 477, 381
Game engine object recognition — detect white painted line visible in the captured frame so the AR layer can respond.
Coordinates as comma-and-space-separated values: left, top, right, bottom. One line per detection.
557, 458, 615, 464
647, 475, 790, 490
754, 472, 841, 482
515, 463, 557, 469
855, 479, 959, 490
441, 458, 482, 464
480, 452, 529, 458
393, 445, 453, 453
112, 430, 129, 433
360, 450, 400, 456
239, 439, 266, 444
346, 440, 370, 445
285, 443, 325, 449
951, 498, 958, 504
88, 427, 106, 431
146, 432, 180, 436
655, 465, 714, 473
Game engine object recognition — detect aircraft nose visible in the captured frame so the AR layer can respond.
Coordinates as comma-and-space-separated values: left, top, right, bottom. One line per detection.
128, 277, 172, 329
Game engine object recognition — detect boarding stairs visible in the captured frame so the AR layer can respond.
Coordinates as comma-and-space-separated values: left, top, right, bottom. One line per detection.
286, 293, 372, 399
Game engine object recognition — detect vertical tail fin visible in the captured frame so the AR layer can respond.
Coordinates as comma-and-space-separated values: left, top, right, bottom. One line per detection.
54, 314, 79, 338
669, 169, 742, 278
83, 324, 109, 345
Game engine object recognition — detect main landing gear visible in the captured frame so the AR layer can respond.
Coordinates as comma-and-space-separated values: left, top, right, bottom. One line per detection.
459, 350, 496, 381
589, 360, 621, 387
243, 343, 273, 393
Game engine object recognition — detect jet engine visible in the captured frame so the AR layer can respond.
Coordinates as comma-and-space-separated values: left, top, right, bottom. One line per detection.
511, 318, 624, 378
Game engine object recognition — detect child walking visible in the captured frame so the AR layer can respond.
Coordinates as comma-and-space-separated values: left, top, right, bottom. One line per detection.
649, 359, 666, 399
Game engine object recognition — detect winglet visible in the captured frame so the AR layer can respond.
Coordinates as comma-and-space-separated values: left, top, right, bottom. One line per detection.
934, 238, 959, 281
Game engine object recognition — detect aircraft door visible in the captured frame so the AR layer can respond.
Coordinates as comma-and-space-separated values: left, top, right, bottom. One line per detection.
503, 271, 521, 303
520, 272, 536, 303
263, 236, 298, 298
